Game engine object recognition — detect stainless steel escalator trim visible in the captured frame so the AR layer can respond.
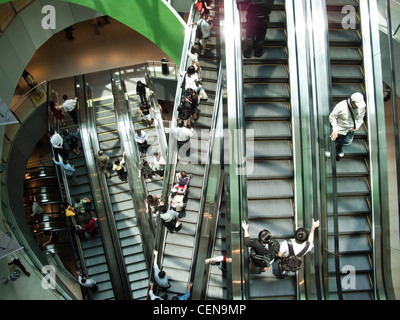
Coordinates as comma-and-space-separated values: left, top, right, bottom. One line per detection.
77, 76, 131, 300
309, 0, 336, 301
223, 0, 248, 300
191, 62, 225, 299
111, 71, 156, 268
153, 1, 196, 286
360, 0, 390, 300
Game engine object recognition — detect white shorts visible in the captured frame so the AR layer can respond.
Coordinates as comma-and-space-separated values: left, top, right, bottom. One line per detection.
143, 114, 151, 121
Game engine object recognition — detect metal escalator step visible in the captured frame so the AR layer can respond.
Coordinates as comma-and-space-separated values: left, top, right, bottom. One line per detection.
336, 158, 369, 176
82, 245, 105, 259
337, 177, 369, 195
117, 223, 140, 237
335, 196, 370, 215
85, 254, 107, 267
244, 46, 288, 63
328, 29, 361, 46
329, 47, 362, 64
120, 234, 142, 248
185, 199, 200, 212
110, 192, 132, 203
327, 12, 360, 29
99, 139, 120, 151
244, 83, 290, 101
245, 102, 290, 120
243, 64, 289, 83
342, 292, 373, 300
264, 28, 287, 44
327, 253, 371, 273
250, 140, 292, 159
164, 244, 194, 258
332, 138, 368, 157
247, 160, 293, 179
128, 269, 149, 283
248, 199, 294, 219
328, 273, 372, 293
176, 163, 206, 176
246, 121, 291, 139
249, 272, 296, 299
112, 200, 134, 213
248, 218, 294, 239
328, 234, 371, 253
130, 285, 148, 300
163, 255, 192, 274
331, 65, 363, 82
327, 216, 370, 234
126, 260, 147, 274
122, 243, 145, 256
326, 0, 359, 11
247, 179, 293, 199
331, 83, 364, 100
166, 232, 195, 248
94, 289, 114, 300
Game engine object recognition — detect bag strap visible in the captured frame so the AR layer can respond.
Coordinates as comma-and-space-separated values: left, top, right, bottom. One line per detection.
346, 99, 356, 130
296, 241, 310, 258
287, 239, 295, 256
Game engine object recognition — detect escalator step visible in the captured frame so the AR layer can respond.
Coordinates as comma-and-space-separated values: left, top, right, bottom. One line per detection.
247, 179, 293, 199
331, 65, 363, 82
247, 160, 293, 179
327, 234, 371, 253
337, 177, 369, 195
248, 199, 294, 219
329, 47, 362, 64
246, 121, 291, 139
248, 218, 294, 239
243, 64, 288, 83
327, 253, 371, 273
245, 102, 290, 120
250, 140, 292, 159
335, 196, 370, 215
244, 83, 290, 101
336, 158, 369, 176
327, 215, 371, 235
328, 29, 361, 46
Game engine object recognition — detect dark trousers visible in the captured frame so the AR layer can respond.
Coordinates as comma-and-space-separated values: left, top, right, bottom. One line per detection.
335, 131, 355, 154
139, 93, 147, 105
68, 109, 78, 124
8, 258, 29, 275
244, 15, 270, 55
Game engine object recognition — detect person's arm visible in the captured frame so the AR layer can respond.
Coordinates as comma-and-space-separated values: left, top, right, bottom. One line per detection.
52, 157, 62, 166
329, 104, 341, 140
308, 219, 320, 244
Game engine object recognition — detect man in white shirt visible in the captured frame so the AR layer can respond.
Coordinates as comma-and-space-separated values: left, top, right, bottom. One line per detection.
274, 219, 319, 277
171, 122, 194, 157
76, 271, 98, 291
48, 130, 68, 160
329, 92, 366, 160
62, 94, 78, 124
135, 129, 149, 155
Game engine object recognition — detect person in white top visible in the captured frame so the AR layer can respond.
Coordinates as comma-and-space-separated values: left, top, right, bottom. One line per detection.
76, 271, 98, 290
329, 92, 366, 160
275, 219, 319, 277
190, 16, 214, 55
187, 45, 201, 72
61, 94, 78, 124
180, 66, 201, 93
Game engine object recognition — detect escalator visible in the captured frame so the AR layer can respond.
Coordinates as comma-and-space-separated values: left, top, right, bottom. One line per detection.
155, 4, 222, 299
240, 0, 296, 299
325, 0, 373, 299
64, 78, 115, 300
85, 70, 150, 299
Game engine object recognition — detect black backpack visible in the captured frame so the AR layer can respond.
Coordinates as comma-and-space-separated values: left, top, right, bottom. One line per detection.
279, 240, 310, 272
250, 240, 279, 268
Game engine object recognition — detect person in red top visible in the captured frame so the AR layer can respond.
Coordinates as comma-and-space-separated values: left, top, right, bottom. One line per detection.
84, 217, 99, 236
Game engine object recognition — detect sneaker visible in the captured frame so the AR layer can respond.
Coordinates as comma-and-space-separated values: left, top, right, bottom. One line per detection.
324, 151, 331, 158
338, 152, 344, 157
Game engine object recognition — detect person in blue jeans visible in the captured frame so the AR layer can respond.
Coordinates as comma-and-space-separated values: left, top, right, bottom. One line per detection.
329, 92, 366, 161
171, 282, 193, 300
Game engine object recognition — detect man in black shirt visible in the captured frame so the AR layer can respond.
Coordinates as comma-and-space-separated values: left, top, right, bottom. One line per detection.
240, 0, 275, 58
242, 220, 279, 273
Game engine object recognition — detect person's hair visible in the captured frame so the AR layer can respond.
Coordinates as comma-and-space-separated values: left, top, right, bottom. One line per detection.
158, 205, 167, 213
171, 296, 178, 300
84, 219, 90, 224
158, 270, 166, 278
63, 159, 69, 165
137, 80, 142, 85
47, 130, 54, 136
49, 101, 55, 109
190, 45, 197, 54
258, 229, 272, 244
44, 230, 51, 236
75, 198, 81, 203
180, 171, 187, 178
137, 129, 142, 135
62, 129, 69, 136
295, 227, 309, 243
114, 158, 120, 165
98, 150, 103, 155
187, 65, 196, 76
171, 190, 177, 197
154, 152, 159, 156
80, 277, 87, 283
63, 94, 68, 100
